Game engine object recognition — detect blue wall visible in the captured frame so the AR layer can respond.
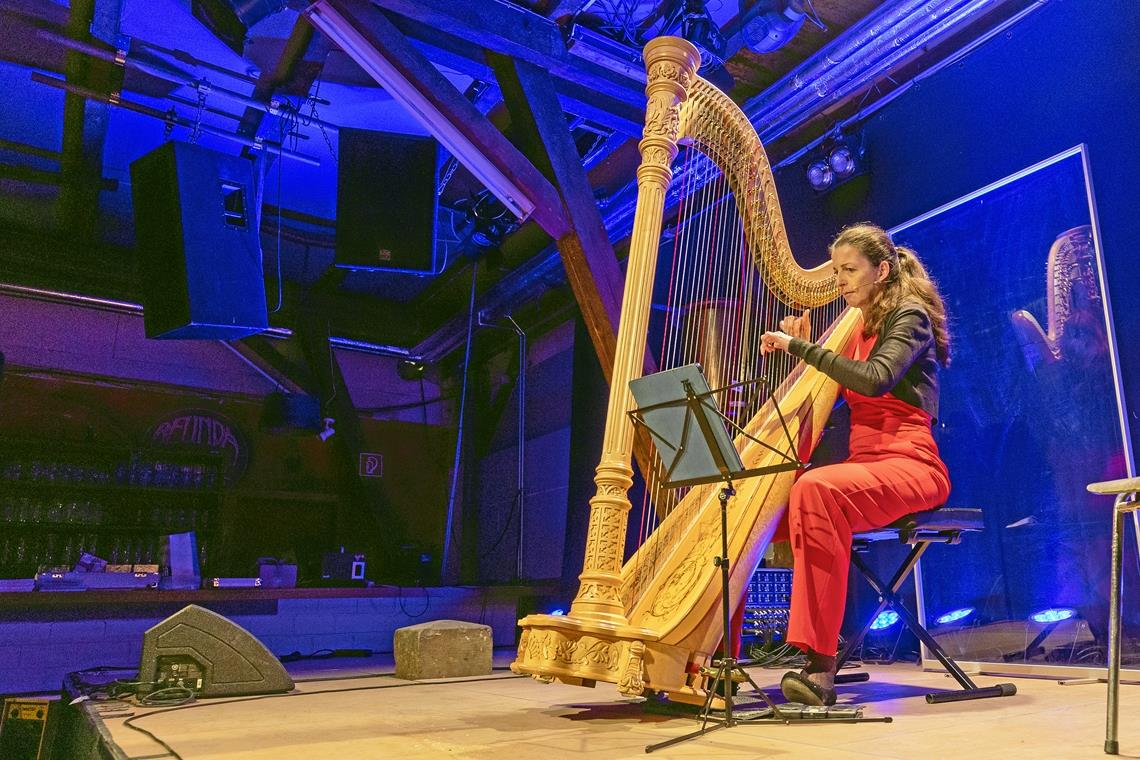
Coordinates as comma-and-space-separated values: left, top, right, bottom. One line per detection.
774, 0, 1140, 458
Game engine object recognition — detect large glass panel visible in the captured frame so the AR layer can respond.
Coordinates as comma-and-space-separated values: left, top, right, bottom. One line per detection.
891, 146, 1137, 671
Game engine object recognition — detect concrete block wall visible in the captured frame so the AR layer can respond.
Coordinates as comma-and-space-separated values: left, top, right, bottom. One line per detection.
0, 587, 521, 695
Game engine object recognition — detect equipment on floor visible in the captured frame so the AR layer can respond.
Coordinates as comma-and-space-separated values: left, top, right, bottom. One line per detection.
137, 604, 294, 698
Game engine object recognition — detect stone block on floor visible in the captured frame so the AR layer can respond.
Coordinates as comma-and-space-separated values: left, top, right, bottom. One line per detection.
393, 619, 492, 680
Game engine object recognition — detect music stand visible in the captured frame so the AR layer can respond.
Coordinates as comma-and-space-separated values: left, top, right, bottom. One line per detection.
628, 364, 890, 753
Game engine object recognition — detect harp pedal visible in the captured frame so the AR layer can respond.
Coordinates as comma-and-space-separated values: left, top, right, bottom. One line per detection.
698, 666, 747, 682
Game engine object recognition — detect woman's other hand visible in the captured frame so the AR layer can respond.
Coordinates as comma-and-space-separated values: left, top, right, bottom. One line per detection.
779, 309, 811, 341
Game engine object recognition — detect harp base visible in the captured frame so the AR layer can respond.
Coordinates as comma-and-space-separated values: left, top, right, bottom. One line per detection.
512, 613, 725, 702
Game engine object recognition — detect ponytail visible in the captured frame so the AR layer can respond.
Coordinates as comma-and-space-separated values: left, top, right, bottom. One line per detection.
870, 244, 952, 366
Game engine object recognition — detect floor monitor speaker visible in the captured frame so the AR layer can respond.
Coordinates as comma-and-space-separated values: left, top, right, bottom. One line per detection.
137, 604, 294, 697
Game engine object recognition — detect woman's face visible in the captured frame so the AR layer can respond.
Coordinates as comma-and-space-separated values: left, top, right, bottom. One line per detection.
831, 243, 887, 310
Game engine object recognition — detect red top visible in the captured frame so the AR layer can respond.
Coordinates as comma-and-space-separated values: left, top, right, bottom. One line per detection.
841, 331, 947, 472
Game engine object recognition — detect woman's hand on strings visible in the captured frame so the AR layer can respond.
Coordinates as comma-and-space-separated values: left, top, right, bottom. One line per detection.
761, 330, 792, 355
780, 309, 811, 341
762, 309, 810, 356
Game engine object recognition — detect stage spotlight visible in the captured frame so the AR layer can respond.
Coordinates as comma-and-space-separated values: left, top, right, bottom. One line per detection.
806, 158, 833, 192
869, 610, 900, 631
1030, 607, 1076, 624
828, 145, 857, 180
741, 1, 807, 54
935, 607, 976, 626
549, 608, 567, 616
805, 133, 865, 193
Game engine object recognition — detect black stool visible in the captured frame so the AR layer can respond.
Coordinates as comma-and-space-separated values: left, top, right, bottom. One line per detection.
833, 507, 1017, 703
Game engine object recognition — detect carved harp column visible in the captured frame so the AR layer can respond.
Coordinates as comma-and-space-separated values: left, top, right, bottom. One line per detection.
568, 38, 702, 626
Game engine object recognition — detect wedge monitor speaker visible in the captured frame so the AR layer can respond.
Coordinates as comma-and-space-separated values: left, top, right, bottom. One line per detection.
137, 604, 294, 698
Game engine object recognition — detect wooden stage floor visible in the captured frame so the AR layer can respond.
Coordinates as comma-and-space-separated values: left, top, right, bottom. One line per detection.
85, 657, 1137, 759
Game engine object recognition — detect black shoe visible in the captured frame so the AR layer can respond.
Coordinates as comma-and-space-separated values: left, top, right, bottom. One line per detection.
780, 670, 837, 706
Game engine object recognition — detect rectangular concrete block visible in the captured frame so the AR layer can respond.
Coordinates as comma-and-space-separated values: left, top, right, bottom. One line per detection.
394, 619, 492, 680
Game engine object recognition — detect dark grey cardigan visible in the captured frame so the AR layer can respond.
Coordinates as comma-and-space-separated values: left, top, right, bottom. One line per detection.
787, 303, 941, 422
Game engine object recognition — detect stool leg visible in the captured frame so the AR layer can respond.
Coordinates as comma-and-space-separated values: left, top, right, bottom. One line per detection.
1105, 498, 1126, 755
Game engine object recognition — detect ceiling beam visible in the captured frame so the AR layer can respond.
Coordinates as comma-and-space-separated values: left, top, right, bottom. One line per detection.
388, 16, 644, 136
367, 0, 646, 110
58, 0, 123, 242
308, 0, 569, 239
236, 16, 325, 141
489, 52, 624, 381
540, 0, 594, 21
230, 336, 311, 395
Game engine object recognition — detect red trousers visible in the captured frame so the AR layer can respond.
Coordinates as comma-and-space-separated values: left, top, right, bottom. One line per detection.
725, 396, 948, 656
733, 335, 951, 658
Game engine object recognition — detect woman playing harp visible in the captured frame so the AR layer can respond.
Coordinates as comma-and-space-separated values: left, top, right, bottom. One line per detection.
760, 223, 953, 706
512, 38, 917, 705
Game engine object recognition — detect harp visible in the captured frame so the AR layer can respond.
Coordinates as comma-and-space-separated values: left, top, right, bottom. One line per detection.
1011, 225, 1098, 365
510, 37, 861, 704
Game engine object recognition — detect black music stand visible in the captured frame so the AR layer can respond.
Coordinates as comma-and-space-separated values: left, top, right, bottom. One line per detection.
628, 364, 890, 754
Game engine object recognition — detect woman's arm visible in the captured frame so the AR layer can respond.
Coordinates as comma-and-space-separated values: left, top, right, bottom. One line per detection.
787, 306, 933, 396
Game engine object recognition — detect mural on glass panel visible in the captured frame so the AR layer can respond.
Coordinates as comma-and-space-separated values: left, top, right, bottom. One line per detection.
889, 146, 1137, 668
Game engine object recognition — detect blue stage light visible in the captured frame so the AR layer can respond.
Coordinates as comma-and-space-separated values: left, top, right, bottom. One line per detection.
549, 608, 567, 616
1030, 607, 1076, 624
935, 607, 976, 625
870, 610, 900, 631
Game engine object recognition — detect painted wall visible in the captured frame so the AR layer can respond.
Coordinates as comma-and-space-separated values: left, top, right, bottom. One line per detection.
0, 294, 453, 581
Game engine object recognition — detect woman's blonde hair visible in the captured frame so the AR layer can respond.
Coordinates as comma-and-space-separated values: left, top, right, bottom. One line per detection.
831, 223, 951, 366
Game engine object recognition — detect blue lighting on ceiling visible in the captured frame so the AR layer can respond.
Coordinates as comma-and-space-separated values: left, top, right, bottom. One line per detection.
1030, 608, 1076, 624
935, 607, 976, 625
869, 610, 900, 631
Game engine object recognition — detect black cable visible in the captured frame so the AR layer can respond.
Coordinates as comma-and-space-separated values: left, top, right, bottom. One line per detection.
397, 584, 430, 618
137, 686, 196, 707
478, 489, 522, 561
119, 672, 526, 758
122, 712, 187, 760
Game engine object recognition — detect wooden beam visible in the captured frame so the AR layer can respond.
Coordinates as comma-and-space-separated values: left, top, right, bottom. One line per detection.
236, 17, 328, 141
58, 0, 123, 242
231, 336, 312, 395
295, 293, 405, 559
367, 0, 645, 110
313, 0, 569, 239
492, 55, 667, 479
387, 15, 644, 136
490, 53, 631, 381
541, 0, 593, 21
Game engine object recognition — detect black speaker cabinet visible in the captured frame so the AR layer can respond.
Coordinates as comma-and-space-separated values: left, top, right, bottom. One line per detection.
336, 129, 438, 274
138, 604, 294, 698
131, 141, 268, 339
260, 390, 321, 435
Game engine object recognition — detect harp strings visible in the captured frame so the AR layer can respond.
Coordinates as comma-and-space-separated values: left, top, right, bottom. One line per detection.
632, 144, 846, 562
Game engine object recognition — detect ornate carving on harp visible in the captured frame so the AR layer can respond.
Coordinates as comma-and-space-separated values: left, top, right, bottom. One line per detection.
510, 36, 861, 703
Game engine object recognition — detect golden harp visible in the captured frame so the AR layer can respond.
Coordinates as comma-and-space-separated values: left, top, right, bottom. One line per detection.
511, 36, 859, 704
